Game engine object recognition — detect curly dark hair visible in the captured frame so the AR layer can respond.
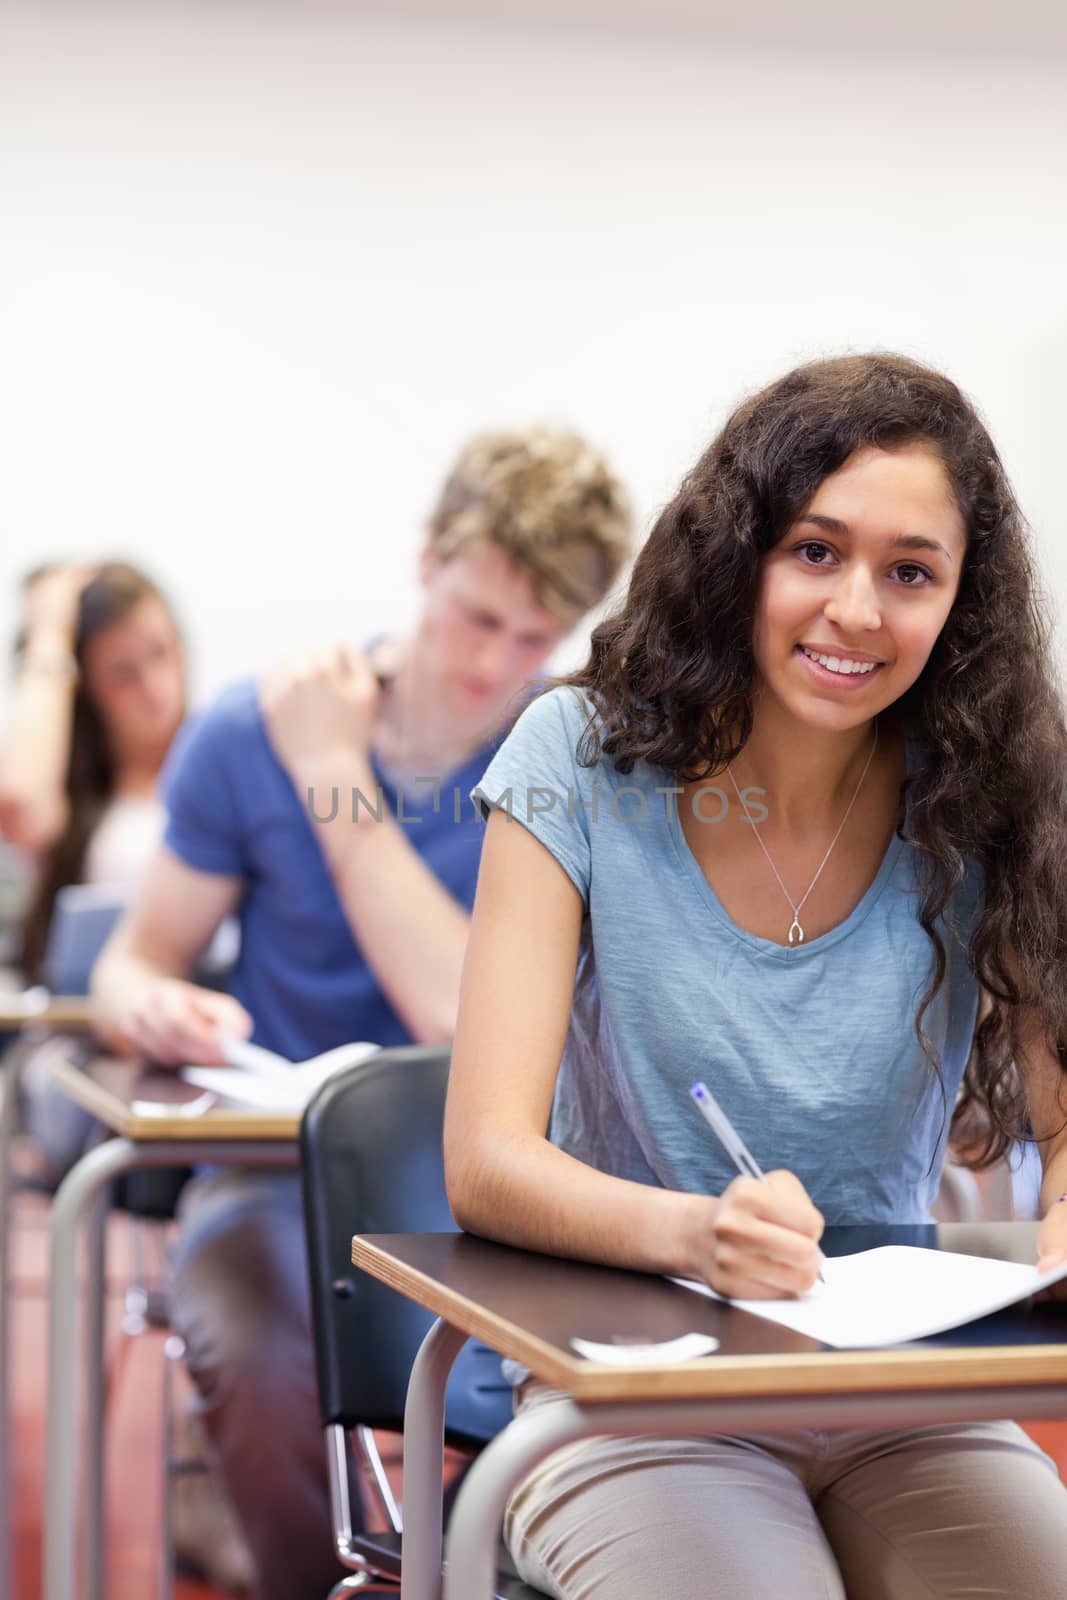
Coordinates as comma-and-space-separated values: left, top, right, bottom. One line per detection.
564, 352, 1067, 1167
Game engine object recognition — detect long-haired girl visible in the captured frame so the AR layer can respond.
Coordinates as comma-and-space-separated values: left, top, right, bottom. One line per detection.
446, 354, 1067, 1600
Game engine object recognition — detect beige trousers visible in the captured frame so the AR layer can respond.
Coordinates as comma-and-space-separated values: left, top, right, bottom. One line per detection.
505, 1382, 1067, 1600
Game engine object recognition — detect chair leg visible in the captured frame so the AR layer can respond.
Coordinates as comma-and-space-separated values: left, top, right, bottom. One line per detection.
159, 1335, 182, 1600
123, 1215, 172, 1334
326, 1427, 401, 1584
0, 1036, 30, 1600
355, 1425, 402, 1533
327, 1573, 382, 1595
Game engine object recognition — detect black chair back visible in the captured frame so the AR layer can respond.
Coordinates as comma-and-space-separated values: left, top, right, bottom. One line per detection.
300, 1044, 512, 1448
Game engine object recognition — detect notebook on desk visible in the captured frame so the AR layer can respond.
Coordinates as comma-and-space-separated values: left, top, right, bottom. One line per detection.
182, 1039, 379, 1112
673, 1243, 1067, 1349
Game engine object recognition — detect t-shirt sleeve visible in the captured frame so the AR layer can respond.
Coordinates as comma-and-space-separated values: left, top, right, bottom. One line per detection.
472, 687, 595, 903
162, 698, 251, 879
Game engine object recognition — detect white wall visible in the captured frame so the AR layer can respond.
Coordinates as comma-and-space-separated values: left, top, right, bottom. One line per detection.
1, 1, 1065, 719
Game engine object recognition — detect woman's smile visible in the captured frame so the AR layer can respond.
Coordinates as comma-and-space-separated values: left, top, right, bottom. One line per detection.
795, 643, 886, 689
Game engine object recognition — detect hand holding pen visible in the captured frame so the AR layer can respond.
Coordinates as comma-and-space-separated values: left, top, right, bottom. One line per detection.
690, 1081, 826, 1298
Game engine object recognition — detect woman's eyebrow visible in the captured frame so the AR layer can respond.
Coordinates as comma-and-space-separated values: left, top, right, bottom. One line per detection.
891, 533, 955, 561
795, 513, 954, 562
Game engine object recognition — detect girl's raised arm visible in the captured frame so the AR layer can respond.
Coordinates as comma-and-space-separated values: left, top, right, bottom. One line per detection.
0, 566, 93, 854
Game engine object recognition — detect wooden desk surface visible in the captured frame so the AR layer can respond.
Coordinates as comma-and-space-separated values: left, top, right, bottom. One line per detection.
0, 993, 95, 1030
352, 1226, 1067, 1402
49, 1053, 301, 1142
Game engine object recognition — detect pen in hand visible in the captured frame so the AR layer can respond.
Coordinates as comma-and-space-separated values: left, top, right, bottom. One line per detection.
689, 1080, 826, 1286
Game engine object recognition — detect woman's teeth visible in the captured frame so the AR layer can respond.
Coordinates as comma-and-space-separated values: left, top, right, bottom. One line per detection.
799, 646, 880, 677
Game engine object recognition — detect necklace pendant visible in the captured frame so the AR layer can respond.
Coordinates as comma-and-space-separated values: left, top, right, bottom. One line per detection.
788, 916, 804, 946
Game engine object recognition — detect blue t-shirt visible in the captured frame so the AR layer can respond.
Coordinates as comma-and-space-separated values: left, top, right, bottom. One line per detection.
163, 679, 501, 1061
474, 686, 983, 1224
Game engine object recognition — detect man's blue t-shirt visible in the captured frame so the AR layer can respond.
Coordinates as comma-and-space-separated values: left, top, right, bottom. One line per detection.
163, 679, 501, 1061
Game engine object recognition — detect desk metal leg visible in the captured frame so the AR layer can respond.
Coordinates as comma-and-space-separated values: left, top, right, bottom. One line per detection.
46, 1136, 297, 1600
47, 1138, 146, 1600
84, 1180, 108, 1600
400, 1318, 469, 1600
0, 1040, 26, 1600
443, 1393, 590, 1600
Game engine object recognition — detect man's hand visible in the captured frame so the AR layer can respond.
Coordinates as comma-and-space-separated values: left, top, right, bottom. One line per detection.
690, 1169, 825, 1300
123, 978, 253, 1066
259, 647, 381, 791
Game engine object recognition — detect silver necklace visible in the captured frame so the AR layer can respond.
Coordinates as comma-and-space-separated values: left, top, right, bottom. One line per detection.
725, 723, 878, 946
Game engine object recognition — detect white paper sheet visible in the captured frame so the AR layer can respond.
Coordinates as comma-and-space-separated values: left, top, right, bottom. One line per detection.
671, 1245, 1067, 1348
181, 1041, 378, 1111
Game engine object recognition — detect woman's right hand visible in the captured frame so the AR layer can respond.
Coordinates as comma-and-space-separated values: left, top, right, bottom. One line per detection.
692, 1170, 825, 1299
22, 563, 98, 648
123, 978, 254, 1067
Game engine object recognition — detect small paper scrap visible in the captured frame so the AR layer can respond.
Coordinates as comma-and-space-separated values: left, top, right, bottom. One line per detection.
569, 1331, 720, 1365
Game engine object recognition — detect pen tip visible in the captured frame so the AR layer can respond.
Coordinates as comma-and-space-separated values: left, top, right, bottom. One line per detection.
690, 1082, 706, 1099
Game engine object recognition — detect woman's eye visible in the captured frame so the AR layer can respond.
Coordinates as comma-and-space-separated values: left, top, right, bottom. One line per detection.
893, 563, 931, 586
796, 541, 833, 565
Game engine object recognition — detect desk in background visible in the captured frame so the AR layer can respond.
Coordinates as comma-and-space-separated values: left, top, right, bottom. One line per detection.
0, 991, 95, 1032
33, 1053, 301, 1600
351, 1225, 1067, 1600
0, 992, 96, 1600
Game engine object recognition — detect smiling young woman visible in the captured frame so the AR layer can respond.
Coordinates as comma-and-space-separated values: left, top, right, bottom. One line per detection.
446, 354, 1067, 1600
674, 439, 969, 949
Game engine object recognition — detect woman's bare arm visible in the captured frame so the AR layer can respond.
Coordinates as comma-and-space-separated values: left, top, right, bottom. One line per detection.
0, 567, 94, 852
444, 810, 822, 1295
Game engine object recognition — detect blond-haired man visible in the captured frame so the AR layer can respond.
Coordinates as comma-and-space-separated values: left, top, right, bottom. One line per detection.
92, 426, 630, 1600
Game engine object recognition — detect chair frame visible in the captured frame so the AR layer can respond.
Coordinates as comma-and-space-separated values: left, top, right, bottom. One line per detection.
301, 1044, 549, 1600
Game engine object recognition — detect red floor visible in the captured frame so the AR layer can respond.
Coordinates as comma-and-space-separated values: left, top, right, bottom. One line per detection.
9, 1183, 1067, 1600
10, 1189, 221, 1600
